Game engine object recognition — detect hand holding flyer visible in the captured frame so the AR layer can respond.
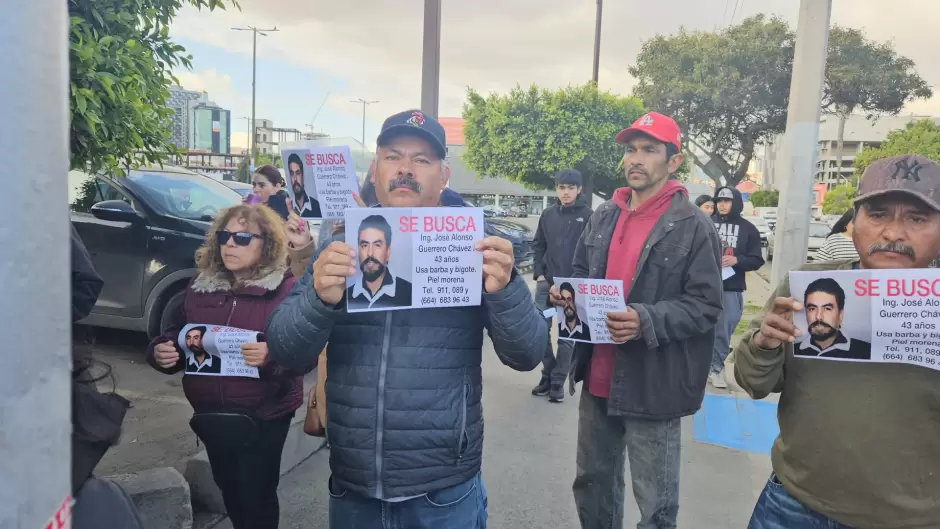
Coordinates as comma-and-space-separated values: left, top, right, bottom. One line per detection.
343, 207, 484, 312
789, 269, 940, 372
178, 324, 262, 378
553, 278, 627, 344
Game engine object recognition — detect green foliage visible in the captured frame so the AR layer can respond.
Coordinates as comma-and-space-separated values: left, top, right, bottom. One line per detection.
462, 83, 646, 200
68, 0, 238, 175
255, 152, 282, 169
629, 15, 795, 188
854, 119, 940, 178
234, 156, 250, 183
748, 189, 779, 208
824, 27, 932, 120
822, 185, 857, 215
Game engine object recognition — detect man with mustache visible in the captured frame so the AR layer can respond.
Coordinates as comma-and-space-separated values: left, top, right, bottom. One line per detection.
796, 278, 871, 360
267, 109, 545, 527
287, 152, 322, 218
346, 214, 412, 310
184, 326, 222, 374
558, 282, 591, 341
736, 154, 940, 528
551, 112, 723, 529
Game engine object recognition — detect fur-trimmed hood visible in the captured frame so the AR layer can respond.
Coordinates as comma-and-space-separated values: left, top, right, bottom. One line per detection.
191, 263, 288, 294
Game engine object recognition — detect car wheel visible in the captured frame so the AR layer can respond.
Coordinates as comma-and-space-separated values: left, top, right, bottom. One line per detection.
150, 288, 186, 340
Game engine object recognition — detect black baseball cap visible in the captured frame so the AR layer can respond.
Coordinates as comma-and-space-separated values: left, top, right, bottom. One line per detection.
376, 109, 448, 160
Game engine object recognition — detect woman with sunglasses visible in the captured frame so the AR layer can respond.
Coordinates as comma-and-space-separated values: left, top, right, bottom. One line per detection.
146, 204, 306, 529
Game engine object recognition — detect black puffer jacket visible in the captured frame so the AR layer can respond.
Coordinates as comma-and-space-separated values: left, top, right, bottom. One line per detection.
533, 194, 592, 284
712, 186, 764, 291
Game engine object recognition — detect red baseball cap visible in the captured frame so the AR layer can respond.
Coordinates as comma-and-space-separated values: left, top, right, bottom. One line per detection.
615, 112, 683, 151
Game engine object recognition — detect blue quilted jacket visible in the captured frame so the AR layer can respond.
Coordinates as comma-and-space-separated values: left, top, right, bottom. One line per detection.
267, 199, 546, 499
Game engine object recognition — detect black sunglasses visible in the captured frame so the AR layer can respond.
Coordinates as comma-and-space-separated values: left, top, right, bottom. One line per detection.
216, 230, 263, 247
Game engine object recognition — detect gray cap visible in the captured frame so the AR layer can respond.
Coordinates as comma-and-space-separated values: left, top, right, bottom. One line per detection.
856, 155, 940, 212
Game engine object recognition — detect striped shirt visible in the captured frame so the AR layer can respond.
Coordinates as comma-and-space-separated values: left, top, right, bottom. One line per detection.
814, 234, 859, 261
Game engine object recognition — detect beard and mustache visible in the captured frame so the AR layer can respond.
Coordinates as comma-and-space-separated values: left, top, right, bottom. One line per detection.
564, 304, 578, 321
292, 181, 307, 201
809, 320, 839, 341
361, 257, 387, 282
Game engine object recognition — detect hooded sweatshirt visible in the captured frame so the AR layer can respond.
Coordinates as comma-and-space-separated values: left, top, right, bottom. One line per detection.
533, 194, 593, 284
588, 180, 687, 398
712, 186, 764, 292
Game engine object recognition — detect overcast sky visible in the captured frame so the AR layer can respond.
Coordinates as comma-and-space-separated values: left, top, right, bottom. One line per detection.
170, 0, 940, 150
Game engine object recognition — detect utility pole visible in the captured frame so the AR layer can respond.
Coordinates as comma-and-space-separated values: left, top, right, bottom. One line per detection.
1, 0, 72, 527
770, 0, 832, 286
232, 25, 279, 169
351, 98, 379, 148
592, 0, 603, 84
420, 0, 442, 118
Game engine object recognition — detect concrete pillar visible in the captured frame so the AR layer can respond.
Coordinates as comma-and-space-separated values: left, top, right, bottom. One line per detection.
0, 0, 73, 527
771, 0, 832, 286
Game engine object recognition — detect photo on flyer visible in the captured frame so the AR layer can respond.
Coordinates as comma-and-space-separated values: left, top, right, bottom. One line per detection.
280, 143, 361, 220
177, 323, 262, 378
552, 277, 626, 344
281, 146, 321, 219
790, 269, 940, 372
344, 207, 484, 313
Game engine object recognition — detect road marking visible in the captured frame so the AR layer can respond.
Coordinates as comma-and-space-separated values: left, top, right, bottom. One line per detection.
692, 394, 779, 455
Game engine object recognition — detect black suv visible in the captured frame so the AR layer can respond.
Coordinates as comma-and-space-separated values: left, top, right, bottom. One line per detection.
68, 166, 241, 338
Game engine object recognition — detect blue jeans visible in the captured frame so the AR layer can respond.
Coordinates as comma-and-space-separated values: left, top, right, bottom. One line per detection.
712, 291, 744, 374
328, 473, 488, 529
573, 392, 681, 529
748, 474, 856, 529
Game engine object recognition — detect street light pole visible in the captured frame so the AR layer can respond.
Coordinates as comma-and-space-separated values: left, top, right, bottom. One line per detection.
232, 26, 278, 169
351, 99, 379, 148
770, 0, 832, 286
420, 0, 442, 118
1, 0, 73, 526
592, 0, 603, 84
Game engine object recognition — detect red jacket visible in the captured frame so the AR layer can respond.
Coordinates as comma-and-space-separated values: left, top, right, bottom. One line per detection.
146, 264, 306, 420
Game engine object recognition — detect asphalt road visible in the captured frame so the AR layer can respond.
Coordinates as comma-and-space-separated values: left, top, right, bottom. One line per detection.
212, 273, 777, 529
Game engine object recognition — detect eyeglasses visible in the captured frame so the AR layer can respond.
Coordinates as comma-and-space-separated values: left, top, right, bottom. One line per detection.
216, 230, 263, 247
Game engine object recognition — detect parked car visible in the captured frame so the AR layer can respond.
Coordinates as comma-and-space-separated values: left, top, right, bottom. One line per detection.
221, 179, 253, 198
767, 221, 831, 262
68, 166, 242, 338
485, 218, 534, 272
483, 206, 508, 218
749, 216, 771, 260
508, 205, 529, 218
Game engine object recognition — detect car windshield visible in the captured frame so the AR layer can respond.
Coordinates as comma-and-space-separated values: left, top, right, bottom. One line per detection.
750, 217, 768, 228
809, 223, 831, 238
125, 170, 241, 221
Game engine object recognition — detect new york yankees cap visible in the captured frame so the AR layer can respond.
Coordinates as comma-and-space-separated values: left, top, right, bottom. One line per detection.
856, 154, 940, 212
376, 109, 448, 160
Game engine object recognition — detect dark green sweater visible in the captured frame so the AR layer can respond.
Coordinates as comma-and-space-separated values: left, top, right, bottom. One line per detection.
735, 260, 940, 529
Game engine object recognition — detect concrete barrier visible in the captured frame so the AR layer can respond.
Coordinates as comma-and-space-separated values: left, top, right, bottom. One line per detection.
185, 413, 326, 514
107, 467, 193, 529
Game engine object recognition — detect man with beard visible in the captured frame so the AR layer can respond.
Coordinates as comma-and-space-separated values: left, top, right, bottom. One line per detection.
737, 154, 940, 528
796, 278, 871, 360
346, 214, 412, 310
267, 109, 545, 527
288, 152, 322, 218
184, 326, 222, 374
557, 282, 591, 341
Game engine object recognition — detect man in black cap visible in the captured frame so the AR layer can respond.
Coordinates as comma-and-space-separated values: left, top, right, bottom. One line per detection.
532, 168, 593, 402
737, 154, 940, 528
268, 109, 547, 527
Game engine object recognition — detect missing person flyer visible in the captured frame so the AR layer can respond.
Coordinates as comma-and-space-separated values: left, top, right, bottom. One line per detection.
343, 207, 485, 313
552, 278, 626, 344
178, 324, 261, 378
281, 143, 360, 220
790, 269, 940, 372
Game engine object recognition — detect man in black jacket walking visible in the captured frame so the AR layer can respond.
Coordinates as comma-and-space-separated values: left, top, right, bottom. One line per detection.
532, 169, 593, 402
710, 185, 764, 388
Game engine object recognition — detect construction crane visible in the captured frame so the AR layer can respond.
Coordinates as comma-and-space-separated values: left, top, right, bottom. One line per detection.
306, 91, 331, 134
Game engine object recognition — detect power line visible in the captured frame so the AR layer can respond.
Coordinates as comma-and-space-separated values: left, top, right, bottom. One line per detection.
729, 0, 745, 26
722, 0, 732, 27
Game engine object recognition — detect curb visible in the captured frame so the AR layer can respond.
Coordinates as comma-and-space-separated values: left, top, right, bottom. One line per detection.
105, 467, 193, 529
